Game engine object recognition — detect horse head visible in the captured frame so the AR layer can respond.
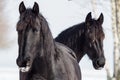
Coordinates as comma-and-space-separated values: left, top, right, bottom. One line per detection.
84, 12, 105, 69
16, 2, 42, 72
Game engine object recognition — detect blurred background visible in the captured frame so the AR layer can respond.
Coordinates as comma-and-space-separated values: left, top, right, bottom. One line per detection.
0, 0, 119, 80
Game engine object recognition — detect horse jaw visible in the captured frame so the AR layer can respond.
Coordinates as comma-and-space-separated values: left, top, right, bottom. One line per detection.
92, 61, 104, 70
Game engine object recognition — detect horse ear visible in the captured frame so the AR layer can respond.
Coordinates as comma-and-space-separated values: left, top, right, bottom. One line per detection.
85, 12, 92, 26
97, 13, 104, 24
19, 1, 26, 14
33, 2, 39, 14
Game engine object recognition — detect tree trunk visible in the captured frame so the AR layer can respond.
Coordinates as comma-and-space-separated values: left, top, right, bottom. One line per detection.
111, 0, 120, 80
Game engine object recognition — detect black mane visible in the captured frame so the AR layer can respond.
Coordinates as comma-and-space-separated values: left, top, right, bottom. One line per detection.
55, 22, 86, 61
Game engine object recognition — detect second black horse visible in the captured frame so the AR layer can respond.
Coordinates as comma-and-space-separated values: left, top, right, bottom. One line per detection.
55, 12, 105, 70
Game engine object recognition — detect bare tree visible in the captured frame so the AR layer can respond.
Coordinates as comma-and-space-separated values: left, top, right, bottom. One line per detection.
111, 0, 120, 80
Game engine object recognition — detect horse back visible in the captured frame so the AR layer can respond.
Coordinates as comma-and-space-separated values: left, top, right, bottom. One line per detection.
54, 42, 81, 80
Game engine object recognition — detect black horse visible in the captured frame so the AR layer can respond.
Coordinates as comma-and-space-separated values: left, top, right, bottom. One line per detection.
16, 2, 81, 80
55, 12, 105, 69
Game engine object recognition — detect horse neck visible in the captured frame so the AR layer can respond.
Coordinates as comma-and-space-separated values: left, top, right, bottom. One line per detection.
34, 17, 56, 79
56, 22, 87, 61
40, 17, 56, 57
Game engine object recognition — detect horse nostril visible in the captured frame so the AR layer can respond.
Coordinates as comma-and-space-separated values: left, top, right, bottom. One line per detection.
16, 58, 23, 67
96, 58, 105, 67
16, 58, 27, 67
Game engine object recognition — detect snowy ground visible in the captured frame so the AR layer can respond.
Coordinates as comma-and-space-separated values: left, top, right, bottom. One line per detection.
0, 68, 19, 80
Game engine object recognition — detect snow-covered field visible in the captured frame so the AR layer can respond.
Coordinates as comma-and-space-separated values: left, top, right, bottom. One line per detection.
0, 68, 19, 80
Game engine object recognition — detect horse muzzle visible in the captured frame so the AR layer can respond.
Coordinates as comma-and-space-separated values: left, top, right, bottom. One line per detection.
92, 57, 105, 70
16, 57, 31, 72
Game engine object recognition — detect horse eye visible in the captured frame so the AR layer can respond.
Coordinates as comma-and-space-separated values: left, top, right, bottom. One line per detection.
32, 28, 38, 33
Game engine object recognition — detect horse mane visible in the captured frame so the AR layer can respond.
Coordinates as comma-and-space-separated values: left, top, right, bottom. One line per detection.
55, 22, 86, 53
55, 17, 104, 49
36, 11, 56, 58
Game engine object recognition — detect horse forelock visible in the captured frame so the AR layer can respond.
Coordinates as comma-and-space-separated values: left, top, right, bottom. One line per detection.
17, 9, 41, 31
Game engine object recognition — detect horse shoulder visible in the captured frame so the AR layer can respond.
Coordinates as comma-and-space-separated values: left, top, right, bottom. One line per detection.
55, 42, 77, 59
54, 42, 81, 80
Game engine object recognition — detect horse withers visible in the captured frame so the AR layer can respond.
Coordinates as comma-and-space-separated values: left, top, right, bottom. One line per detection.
16, 2, 81, 80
